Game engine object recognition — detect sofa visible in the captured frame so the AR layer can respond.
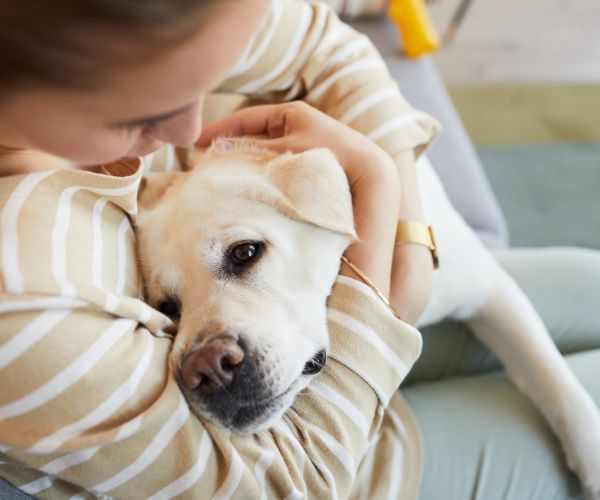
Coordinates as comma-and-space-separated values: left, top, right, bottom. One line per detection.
3, 13, 599, 500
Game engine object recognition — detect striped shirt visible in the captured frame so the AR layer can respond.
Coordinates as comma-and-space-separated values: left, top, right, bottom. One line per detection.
219, 0, 440, 160
1, 0, 436, 497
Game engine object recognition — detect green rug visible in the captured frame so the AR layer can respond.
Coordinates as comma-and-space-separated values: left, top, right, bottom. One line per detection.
447, 84, 600, 250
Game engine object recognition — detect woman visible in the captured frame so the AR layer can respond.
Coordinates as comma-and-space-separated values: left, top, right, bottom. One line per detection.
0, 0, 437, 497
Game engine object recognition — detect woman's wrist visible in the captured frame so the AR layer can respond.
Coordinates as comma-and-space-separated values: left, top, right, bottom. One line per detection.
392, 150, 424, 220
340, 151, 401, 298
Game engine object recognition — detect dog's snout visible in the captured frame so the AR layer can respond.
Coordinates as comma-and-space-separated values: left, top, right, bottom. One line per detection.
181, 336, 245, 393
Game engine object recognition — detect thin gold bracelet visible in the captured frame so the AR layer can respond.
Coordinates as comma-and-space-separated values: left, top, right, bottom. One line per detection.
340, 255, 402, 320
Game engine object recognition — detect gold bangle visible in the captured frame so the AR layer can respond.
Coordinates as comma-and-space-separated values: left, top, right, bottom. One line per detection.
395, 220, 439, 269
340, 255, 402, 320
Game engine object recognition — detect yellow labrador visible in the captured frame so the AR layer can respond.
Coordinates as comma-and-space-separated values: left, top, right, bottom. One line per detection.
136, 145, 355, 433
136, 144, 600, 497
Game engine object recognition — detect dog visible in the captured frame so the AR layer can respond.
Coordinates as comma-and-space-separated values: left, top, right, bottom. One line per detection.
136, 146, 354, 434
135, 143, 600, 497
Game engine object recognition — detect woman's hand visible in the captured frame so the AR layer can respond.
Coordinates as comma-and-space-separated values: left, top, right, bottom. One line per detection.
198, 101, 401, 300
198, 101, 395, 188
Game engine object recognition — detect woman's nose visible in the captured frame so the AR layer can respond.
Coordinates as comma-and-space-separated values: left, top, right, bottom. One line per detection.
143, 101, 204, 147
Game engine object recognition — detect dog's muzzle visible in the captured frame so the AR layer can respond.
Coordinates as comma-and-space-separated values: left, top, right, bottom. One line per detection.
176, 335, 327, 433
177, 334, 286, 432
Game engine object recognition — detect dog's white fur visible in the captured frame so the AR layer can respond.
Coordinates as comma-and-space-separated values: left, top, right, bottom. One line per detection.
136, 146, 355, 433
136, 146, 600, 496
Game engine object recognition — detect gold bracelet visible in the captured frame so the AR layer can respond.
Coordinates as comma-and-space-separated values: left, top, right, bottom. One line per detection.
340, 255, 402, 320
395, 220, 439, 269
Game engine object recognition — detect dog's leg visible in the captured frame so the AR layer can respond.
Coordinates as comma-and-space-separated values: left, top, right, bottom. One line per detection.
467, 265, 600, 498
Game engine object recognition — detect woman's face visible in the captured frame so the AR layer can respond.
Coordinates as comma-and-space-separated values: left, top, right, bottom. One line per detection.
0, 0, 269, 166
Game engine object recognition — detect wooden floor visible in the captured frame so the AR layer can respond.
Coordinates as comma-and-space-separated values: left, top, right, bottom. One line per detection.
428, 0, 600, 83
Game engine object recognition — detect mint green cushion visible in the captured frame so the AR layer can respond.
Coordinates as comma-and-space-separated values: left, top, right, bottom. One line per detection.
405, 247, 600, 385
404, 348, 599, 499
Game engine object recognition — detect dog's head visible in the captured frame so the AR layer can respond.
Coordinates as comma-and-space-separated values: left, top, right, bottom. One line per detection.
135, 144, 356, 433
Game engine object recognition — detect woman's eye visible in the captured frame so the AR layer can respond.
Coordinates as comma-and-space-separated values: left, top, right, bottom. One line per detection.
229, 241, 264, 266
157, 299, 180, 319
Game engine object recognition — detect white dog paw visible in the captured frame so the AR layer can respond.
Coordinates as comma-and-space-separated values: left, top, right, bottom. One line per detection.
567, 451, 600, 500
582, 485, 600, 500
560, 405, 600, 499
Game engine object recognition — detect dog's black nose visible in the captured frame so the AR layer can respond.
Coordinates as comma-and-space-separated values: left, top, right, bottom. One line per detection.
181, 336, 245, 394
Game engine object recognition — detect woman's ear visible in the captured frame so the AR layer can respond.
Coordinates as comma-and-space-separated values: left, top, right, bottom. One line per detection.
266, 149, 357, 240
137, 172, 182, 210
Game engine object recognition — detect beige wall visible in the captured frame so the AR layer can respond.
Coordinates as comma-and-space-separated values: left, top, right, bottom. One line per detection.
429, 0, 600, 83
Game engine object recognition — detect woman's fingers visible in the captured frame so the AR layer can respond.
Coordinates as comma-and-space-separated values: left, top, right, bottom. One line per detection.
197, 104, 289, 147
213, 135, 291, 154
197, 100, 387, 187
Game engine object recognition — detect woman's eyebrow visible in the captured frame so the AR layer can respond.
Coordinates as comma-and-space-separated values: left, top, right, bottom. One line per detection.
111, 102, 196, 128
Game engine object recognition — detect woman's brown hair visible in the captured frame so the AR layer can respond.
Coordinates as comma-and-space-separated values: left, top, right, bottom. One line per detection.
0, 0, 222, 92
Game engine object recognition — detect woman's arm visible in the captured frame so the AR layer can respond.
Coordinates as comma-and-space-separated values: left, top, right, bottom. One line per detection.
391, 150, 435, 324
0, 289, 421, 498
218, 0, 440, 161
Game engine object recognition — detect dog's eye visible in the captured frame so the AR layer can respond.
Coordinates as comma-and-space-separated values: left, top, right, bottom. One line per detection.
302, 349, 327, 376
229, 241, 264, 266
157, 298, 180, 319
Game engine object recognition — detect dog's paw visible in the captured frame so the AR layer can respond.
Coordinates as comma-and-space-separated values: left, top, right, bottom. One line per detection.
583, 484, 600, 500
566, 443, 600, 499
559, 397, 600, 499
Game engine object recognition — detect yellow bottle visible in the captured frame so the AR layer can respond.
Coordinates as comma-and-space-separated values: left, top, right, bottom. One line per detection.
388, 0, 440, 58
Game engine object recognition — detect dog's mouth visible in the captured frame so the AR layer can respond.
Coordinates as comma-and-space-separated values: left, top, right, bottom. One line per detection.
180, 375, 301, 434
177, 341, 327, 434
226, 383, 298, 432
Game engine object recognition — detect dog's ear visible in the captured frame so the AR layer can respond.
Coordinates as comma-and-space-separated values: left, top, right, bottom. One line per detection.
266, 149, 357, 239
137, 172, 182, 210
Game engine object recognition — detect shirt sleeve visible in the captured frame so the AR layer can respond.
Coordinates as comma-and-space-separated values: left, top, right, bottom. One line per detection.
218, 0, 441, 158
0, 278, 421, 499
